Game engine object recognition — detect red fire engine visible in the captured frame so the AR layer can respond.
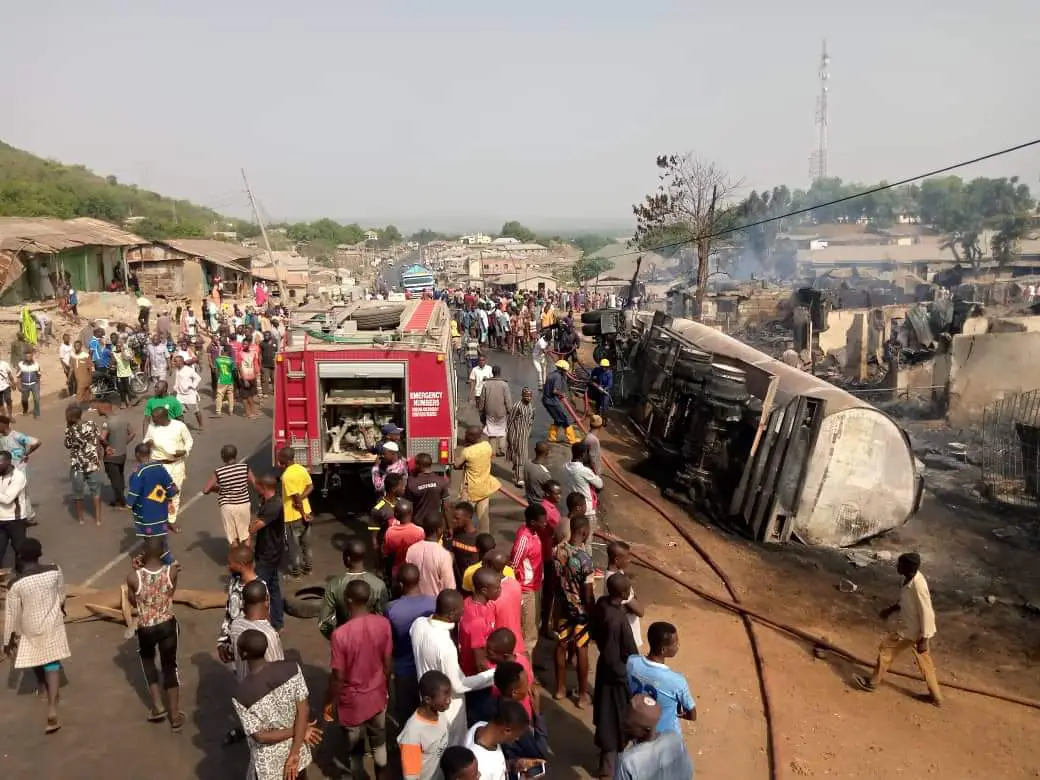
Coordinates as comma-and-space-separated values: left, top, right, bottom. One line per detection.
273, 298, 457, 493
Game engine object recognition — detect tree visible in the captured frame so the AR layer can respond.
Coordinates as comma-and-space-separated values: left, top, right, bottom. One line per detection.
570, 257, 615, 285
569, 234, 614, 257
378, 224, 402, 247
499, 221, 537, 243
633, 154, 739, 316
409, 228, 449, 244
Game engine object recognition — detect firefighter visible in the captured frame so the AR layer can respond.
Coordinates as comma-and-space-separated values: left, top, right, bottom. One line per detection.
542, 359, 581, 445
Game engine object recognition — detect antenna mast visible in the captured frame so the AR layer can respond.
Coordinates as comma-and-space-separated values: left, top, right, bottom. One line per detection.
809, 39, 830, 183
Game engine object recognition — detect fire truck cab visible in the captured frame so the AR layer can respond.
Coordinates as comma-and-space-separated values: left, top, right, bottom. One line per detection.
273, 298, 457, 493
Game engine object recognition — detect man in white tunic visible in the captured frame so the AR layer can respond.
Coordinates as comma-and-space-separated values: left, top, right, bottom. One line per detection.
144, 407, 194, 531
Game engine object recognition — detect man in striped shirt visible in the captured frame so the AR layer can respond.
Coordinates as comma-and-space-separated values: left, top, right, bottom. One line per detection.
203, 444, 254, 546
127, 442, 179, 565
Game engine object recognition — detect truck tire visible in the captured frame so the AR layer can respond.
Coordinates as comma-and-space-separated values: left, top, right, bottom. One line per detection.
283, 584, 326, 620
581, 308, 621, 324
354, 314, 403, 329
581, 323, 601, 337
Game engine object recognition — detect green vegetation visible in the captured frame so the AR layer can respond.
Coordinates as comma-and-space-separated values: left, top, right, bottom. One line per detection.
499, 220, 538, 243
569, 256, 615, 284
0, 140, 253, 240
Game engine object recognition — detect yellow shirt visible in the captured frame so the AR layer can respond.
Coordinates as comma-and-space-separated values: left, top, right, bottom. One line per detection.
460, 441, 500, 503
450, 320, 460, 338
282, 463, 313, 523
462, 563, 515, 593
540, 309, 555, 328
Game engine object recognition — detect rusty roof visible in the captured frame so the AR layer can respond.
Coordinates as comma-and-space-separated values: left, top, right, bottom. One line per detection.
0, 217, 147, 253
155, 239, 261, 270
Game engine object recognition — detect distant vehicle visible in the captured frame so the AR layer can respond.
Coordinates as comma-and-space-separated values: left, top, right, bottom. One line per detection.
400, 264, 436, 295
273, 299, 457, 494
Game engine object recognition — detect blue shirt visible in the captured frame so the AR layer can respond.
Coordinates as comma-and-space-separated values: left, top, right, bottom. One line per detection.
616, 731, 693, 780
627, 656, 696, 736
127, 462, 178, 535
0, 430, 38, 468
386, 594, 436, 676
89, 337, 112, 368
591, 367, 614, 392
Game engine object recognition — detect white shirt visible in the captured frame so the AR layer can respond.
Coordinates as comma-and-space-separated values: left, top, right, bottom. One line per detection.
898, 571, 937, 640
469, 365, 493, 397
173, 365, 201, 405
463, 723, 508, 780
560, 461, 604, 511
0, 360, 12, 392
410, 616, 494, 744
144, 419, 194, 463
598, 568, 643, 649
58, 343, 74, 368
0, 467, 29, 522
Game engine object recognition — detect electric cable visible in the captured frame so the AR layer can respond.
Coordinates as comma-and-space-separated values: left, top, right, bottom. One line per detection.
619, 136, 1040, 262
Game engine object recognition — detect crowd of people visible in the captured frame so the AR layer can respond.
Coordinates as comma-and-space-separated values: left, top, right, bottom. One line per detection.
0, 283, 943, 780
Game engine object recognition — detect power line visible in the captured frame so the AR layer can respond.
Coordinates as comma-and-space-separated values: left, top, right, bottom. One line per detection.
624, 136, 1040, 262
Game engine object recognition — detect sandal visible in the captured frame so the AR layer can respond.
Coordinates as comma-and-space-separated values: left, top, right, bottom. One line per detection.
45, 716, 62, 734
147, 709, 169, 723
170, 712, 186, 732
852, 675, 876, 692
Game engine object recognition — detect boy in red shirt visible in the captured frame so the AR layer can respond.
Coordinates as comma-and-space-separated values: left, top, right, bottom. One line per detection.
459, 568, 502, 675
382, 499, 424, 577
510, 503, 547, 655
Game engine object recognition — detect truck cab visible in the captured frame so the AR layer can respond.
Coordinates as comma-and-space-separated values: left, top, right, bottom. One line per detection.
273, 298, 457, 494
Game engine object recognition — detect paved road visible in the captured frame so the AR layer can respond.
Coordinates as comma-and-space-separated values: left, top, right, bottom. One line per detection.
0, 347, 605, 780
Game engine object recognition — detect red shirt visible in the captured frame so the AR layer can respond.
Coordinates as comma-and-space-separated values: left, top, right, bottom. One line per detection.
459, 598, 497, 676
491, 652, 535, 718
538, 500, 562, 561
330, 613, 392, 727
510, 526, 544, 592
493, 576, 525, 654
383, 523, 425, 574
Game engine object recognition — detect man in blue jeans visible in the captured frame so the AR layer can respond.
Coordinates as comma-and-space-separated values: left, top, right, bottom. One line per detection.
248, 474, 286, 630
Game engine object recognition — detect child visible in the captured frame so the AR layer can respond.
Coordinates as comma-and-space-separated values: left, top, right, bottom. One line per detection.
492, 660, 548, 761
398, 670, 453, 780
598, 540, 645, 650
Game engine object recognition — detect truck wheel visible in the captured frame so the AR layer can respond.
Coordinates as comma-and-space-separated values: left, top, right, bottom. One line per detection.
283, 584, 326, 620
581, 308, 621, 324
581, 323, 601, 337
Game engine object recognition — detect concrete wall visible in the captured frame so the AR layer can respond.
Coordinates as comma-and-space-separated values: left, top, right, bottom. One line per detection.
946, 331, 1040, 425
819, 304, 908, 354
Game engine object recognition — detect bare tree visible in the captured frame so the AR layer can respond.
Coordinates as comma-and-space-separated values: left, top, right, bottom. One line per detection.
633, 154, 740, 317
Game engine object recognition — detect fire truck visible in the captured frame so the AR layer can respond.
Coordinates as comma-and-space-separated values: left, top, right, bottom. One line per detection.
273, 298, 458, 494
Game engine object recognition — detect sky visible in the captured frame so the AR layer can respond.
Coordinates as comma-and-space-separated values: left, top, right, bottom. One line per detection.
3, 0, 1039, 231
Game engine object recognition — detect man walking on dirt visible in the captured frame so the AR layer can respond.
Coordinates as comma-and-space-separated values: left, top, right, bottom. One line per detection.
854, 552, 943, 706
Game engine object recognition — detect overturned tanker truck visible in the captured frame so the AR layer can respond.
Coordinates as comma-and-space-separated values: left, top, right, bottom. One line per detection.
622, 311, 922, 547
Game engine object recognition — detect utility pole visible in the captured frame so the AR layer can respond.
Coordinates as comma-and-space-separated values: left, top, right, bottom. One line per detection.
694, 185, 719, 320
241, 168, 287, 301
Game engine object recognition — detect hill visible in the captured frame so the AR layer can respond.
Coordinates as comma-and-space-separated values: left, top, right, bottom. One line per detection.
0, 141, 255, 241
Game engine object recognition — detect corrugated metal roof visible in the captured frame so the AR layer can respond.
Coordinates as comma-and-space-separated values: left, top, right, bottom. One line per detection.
0, 217, 147, 253
156, 239, 261, 270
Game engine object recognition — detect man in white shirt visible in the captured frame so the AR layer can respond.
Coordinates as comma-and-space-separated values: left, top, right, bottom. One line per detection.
144, 407, 194, 532
172, 354, 204, 432
0, 357, 15, 417
531, 335, 548, 390
559, 441, 604, 523
468, 355, 493, 409
854, 552, 942, 706
463, 700, 541, 780
410, 589, 495, 745
0, 451, 30, 567
58, 334, 75, 399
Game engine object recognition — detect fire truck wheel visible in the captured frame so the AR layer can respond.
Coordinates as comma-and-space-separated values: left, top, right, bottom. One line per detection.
284, 584, 326, 620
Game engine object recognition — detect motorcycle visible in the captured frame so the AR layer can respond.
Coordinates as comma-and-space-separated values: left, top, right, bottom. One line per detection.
91, 369, 148, 401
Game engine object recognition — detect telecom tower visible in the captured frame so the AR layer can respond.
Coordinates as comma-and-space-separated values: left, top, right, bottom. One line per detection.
809, 39, 830, 183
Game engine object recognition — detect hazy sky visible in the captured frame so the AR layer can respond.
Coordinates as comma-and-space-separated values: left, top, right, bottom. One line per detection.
3, 1, 1039, 229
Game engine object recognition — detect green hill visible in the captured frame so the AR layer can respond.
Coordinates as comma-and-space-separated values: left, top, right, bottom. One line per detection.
0, 140, 256, 240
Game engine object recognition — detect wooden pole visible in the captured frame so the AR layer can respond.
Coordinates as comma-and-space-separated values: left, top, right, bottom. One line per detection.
241, 168, 287, 301
694, 184, 719, 321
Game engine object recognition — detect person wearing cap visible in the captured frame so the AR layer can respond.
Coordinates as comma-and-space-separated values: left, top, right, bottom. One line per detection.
372, 440, 408, 495
589, 358, 614, 413
542, 359, 580, 445
854, 551, 943, 706
615, 694, 694, 780
371, 423, 403, 456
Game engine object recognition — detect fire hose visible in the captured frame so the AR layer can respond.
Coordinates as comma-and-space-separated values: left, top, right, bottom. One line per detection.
507, 391, 1040, 779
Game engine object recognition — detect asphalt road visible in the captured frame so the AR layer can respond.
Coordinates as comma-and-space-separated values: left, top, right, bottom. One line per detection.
0, 346, 605, 780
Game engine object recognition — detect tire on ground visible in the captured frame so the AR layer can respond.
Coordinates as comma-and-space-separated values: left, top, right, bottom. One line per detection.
283, 584, 326, 620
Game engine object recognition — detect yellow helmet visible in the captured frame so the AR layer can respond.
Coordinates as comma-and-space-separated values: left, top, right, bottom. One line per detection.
554, 359, 570, 370
599, 358, 610, 367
